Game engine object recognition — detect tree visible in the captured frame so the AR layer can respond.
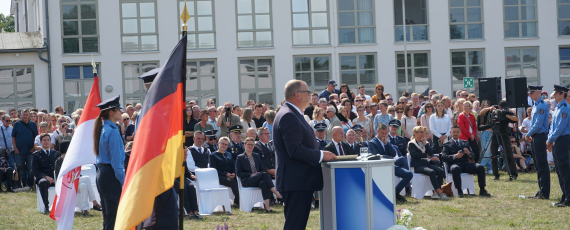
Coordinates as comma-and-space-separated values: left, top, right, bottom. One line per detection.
0, 13, 15, 33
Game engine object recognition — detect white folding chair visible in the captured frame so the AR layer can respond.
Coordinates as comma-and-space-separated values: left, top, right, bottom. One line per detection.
394, 176, 406, 196
443, 162, 476, 196
407, 155, 434, 199
37, 186, 56, 213
236, 176, 265, 212
195, 168, 232, 214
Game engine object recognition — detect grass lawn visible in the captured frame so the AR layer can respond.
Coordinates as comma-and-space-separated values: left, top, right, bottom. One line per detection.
1, 171, 568, 229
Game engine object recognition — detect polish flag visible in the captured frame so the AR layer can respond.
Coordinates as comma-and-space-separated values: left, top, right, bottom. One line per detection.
50, 75, 101, 229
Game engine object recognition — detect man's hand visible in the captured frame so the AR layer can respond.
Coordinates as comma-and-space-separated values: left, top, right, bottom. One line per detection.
226, 172, 232, 178
470, 135, 475, 141
380, 136, 388, 144
440, 135, 447, 143
463, 147, 470, 155
46, 176, 55, 184
190, 174, 197, 181
229, 173, 236, 179
547, 141, 554, 152
322, 151, 337, 162
430, 156, 439, 161
266, 169, 276, 176
14, 148, 19, 154
29, 148, 34, 153
455, 151, 464, 159
525, 136, 532, 143
250, 172, 259, 176
225, 122, 230, 128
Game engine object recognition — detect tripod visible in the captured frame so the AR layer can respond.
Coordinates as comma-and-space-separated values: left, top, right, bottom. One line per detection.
480, 124, 515, 180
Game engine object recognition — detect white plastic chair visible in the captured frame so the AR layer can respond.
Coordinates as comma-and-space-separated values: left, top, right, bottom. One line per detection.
37, 186, 56, 213
394, 176, 406, 196
236, 176, 265, 212
194, 168, 232, 214
443, 162, 476, 196
407, 155, 435, 199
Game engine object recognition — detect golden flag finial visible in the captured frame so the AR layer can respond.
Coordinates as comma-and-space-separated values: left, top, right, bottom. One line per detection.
91, 55, 97, 74
180, 0, 190, 32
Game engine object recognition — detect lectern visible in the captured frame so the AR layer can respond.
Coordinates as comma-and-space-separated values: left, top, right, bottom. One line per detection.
319, 159, 396, 230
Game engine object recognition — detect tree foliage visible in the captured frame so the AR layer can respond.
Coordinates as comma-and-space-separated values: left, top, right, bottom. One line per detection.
0, 13, 15, 33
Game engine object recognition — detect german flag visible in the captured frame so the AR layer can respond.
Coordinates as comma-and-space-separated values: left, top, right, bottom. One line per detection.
114, 36, 187, 230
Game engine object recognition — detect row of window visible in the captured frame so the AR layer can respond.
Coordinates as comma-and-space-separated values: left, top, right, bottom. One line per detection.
0, 46, 567, 112
61, 0, 570, 54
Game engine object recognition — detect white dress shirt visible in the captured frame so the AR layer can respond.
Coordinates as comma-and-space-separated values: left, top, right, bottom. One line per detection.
186, 145, 204, 172
331, 139, 345, 156
286, 102, 324, 162
429, 114, 452, 138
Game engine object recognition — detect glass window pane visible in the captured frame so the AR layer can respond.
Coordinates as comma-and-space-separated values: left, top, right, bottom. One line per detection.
293, 14, 309, 28
187, 34, 197, 49
258, 92, 274, 105
179, 1, 194, 16
450, 25, 465, 39
452, 67, 466, 81
83, 65, 96, 78
359, 55, 375, 69
0, 102, 15, 111
521, 6, 535, 20
256, 15, 271, 29
200, 61, 216, 75
412, 26, 428, 41
339, 28, 355, 43
123, 19, 138, 34
506, 49, 520, 63
469, 66, 483, 79
559, 4, 570, 19
414, 68, 429, 82
241, 92, 254, 105
312, 13, 328, 27
522, 49, 537, 63
141, 35, 158, 51
187, 76, 198, 91
450, 8, 464, 22
504, 6, 518, 20
397, 69, 412, 83
65, 82, 80, 97
81, 4, 97, 19
238, 32, 253, 47
450, 0, 464, 7
237, 0, 252, 14
339, 12, 355, 26
521, 0, 535, 4
466, 0, 480, 6
124, 79, 141, 94
338, 0, 354, 10
357, 11, 373, 26
340, 56, 357, 70
15, 68, 32, 82
314, 56, 329, 71
196, 1, 212, 15
187, 62, 198, 75
123, 36, 139, 51
201, 76, 216, 91
506, 64, 521, 78
238, 15, 253, 30
396, 53, 411, 67
294, 58, 302, 71
466, 8, 481, 22
258, 59, 273, 72
296, 73, 311, 85
558, 21, 570, 36
394, 26, 410, 42
240, 75, 256, 89
293, 30, 310, 45
560, 63, 570, 78
560, 48, 570, 61
140, 2, 155, 17
141, 63, 158, 74
521, 22, 537, 37
314, 72, 329, 86
358, 28, 374, 43
312, 29, 329, 44
311, 0, 327, 11
292, 0, 309, 12
522, 64, 538, 78
0, 85, 14, 99
469, 51, 483, 65
341, 71, 357, 85
359, 70, 375, 84
198, 33, 215, 49
295, 57, 311, 71
81, 20, 97, 35
255, 0, 270, 13
256, 31, 272, 46
414, 85, 429, 95
198, 17, 213, 31
123, 63, 140, 78
414, 53, 428, 67
467, 24, 483, 39
504, 22, 519, 37
504, 0, 518, 5
357, 0, 372, 10
62, 5, 78, 19
140, 18, 156, 33
452, 52, 466, 65
239, 59, 255, 73
258, 74, 273, 88
0, 68, 13, 83
63, 21, 78, 35
65, 66, 80, 79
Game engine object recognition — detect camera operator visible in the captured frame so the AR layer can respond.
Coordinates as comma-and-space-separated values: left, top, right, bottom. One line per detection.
547, 85, 570, 207
481, 100, 519, 180
525, 85, 550, 200
217, 102, 241, 137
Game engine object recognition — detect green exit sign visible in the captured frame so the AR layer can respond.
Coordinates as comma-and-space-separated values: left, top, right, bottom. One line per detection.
464, 77, 474, 88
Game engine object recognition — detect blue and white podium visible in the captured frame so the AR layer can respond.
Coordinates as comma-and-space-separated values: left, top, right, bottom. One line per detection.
319, 159, 396, 230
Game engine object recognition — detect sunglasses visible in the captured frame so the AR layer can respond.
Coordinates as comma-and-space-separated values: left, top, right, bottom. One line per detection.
511, 141, 516, 143
58, 120, 66, 123
340, 97, 348, 99
398, 102, 405, 104
123, 118, 129, 121
426, 106, 433, 108
341, 87, 347, 89
387, 98, 393, 101
3, 119, 10, 122
396, 111, 403, 113
358, 109, 365, 112
365, 106, 370, 109
208, 137, 217, 140
388, 110, 395, 113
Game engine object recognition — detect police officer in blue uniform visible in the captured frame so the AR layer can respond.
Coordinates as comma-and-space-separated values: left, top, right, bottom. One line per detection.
202, 130, 219, 153
228, 125, 244, 160
388, 120, 412, 196
525, 85, 551, 199
314, 123, 329, 150
94, 95, 125, 230
547, 85, 570, 207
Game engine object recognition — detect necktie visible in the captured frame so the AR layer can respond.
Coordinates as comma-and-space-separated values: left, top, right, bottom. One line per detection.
338, 143, 344, 156
45, 149, 49, 156
197, 147, 202, 155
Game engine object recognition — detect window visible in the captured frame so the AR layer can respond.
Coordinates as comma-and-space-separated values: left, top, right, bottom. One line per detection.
236, 0, 273, 48
186, 59, 218, 107
291, 0, 330, 46
396, 51, 430, 95
178, 0, 216, 50
63, 64, 101, 113
294, 55, 331, 92
337, 0, 375, 44
503, 0, 537, 38
505, 47, 539, 85
339, 53, 376, 92
450, 50, 485, 94
394, 0, 428, 42
558, 0, 570, 36
449, 0, 483, 40
122, 62, 159, 105
120, 0, 158, 52
61, 0, 99, 53
238, 57, 275, 106
0, 66, 35, 112
559, 47, 570, 88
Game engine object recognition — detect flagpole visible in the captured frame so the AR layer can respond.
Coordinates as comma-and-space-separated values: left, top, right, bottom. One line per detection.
179, 1, 189, 229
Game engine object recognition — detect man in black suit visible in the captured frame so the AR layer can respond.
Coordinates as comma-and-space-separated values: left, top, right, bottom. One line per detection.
441, 125, 491, 198
323, 126, 356, 156
345, 128, 361, 154
273, 80, 336, 230
388, 120, 412, 196
228, 125, 244, 160
314, 123, 329, 150
254, 127, 276, 178
186, 131, 211, 172
202, 130, 218, 153
32, 133, 61, 214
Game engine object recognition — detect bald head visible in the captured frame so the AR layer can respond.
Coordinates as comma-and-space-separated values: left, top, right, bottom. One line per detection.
246, 127, 257, 139
332, 126, 344, 142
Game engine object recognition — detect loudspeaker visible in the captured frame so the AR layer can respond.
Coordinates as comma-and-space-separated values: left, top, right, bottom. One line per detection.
505, 77, 528, 108
478, 77, 502, 106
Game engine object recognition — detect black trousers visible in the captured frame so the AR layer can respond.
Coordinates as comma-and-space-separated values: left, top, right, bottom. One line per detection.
281, 191, 313, 230
468, 139, 480, 163
490, 133, 518, 178
242, 172, 275, 200
96, 164, 122, 230
0, 167, 14, 190
449, 162, 486, 190
415, 163, 445, 190
553, 134, 570, 203
37, 178, 55, 207
173, 178, 199, 213
218, 176, 239, 205
433, 135, 444, 153
531, 132, 550, 198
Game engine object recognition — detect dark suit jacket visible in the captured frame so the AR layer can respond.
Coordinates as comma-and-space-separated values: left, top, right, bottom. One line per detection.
273, 102, 322, 192
209, 151, 235, 177
254, 141, 275, 170
235, 153, 268, 183
408, 141, 435, 168
228, 141, 244, 161
441, 139, 473, 170
188, 146, 211, 169
323, 141, 356, 156
32, 149, 60, 183
389, 135, 408, 157
368, 137, 397, 158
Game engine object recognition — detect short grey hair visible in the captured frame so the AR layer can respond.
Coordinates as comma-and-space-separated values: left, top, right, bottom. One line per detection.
1, 114, 9, 120
318, 98, 327, 104
284, 80, 304, 100
257, 126, 269, 136
432, 95, 440, 100
327, 106, 336, 112
40, 121, 49, 128
376, 123, 388, 132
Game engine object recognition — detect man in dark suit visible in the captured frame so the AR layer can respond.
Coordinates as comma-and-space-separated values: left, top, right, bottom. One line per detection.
345, 128, 361, 154
32, 133, 61, 214
387, 120, 412, 196
368, 123, 412, 202
324, 126, 356, 156
186, 131, 211, 172
314, 123, 329, 150
254, 127, 276, 178
441, 125, 491, 198
273, 80, 336, 230
202, 130, 218, 153
228, 125, 244, 160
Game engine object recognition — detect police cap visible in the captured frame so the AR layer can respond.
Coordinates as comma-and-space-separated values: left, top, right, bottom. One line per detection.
138, 67, 161, 84
553, 84, 569, 93
314, 123, 327, 131
527, 85, 543, 93
229, 125, 243, 133
389, 119, 401, 127
96, 95, 123, 111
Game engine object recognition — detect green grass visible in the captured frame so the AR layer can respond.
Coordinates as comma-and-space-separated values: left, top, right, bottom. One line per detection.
1, 171, 568, 229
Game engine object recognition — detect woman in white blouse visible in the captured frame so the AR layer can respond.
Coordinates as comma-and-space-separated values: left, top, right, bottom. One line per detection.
240, 107, 257, 141
420, 102, 434, 131
308, 107, 330, 132
401, 104, 417, 139
430, 101, 452, 153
